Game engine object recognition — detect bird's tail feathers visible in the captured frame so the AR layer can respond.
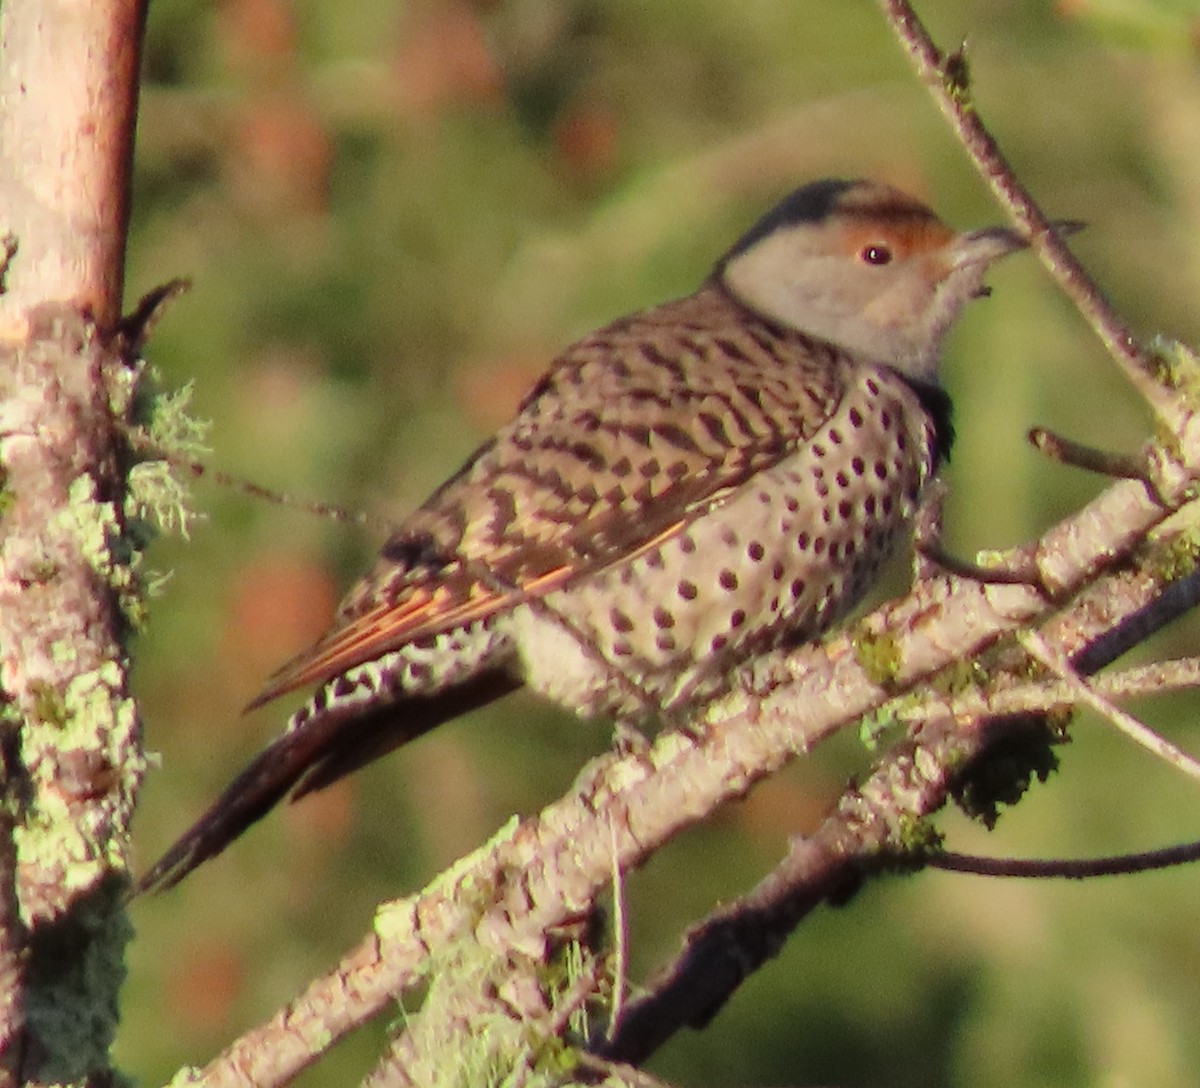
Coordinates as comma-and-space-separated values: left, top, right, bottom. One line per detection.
133, 668, 518, 895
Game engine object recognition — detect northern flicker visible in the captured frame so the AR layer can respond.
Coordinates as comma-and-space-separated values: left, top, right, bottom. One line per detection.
138, 178, 1030, 892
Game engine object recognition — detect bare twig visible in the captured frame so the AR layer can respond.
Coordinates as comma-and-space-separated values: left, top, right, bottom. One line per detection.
1074, 564, 1200, 676
873, 0, 1179, 430
927, 841, 1200, 879
124, 431, 379, 529
894, 655, 1200, 727
1028, 427, 1150, 483
170, 451, 378, 528
1020, 629, 1200, 784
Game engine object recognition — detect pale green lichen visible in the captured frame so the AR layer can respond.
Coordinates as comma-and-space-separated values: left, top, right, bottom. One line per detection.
123, 366, 209, 541
402, 940, 588, 1088
127, 459, 198, 539
17, 656, 147, 893
144, 377, 210, 457
57, 474, 145, 631
62, 474, 119, 573
374, 812, 613, 1087
3, 314, 164, 1087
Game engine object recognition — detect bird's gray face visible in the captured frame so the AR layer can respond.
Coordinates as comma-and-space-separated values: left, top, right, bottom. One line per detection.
718, 181, 1026, 382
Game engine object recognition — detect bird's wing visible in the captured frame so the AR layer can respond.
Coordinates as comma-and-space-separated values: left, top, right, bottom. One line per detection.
248, 287, 847, 708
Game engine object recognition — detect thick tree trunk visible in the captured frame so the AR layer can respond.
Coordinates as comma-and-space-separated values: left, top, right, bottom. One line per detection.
0, 1, 147, 1083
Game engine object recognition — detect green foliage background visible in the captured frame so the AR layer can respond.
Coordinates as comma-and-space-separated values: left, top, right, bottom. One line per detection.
119, 1, 1200, 1085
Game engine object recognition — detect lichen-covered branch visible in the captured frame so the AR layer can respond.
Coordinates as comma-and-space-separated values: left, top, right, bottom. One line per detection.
0, 308, 149, 1082
598, 522, 1198, 1063
176, 440, 1200, 1088
0, 0, 150, 1081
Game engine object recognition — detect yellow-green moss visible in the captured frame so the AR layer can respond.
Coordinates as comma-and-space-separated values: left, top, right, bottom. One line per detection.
858, 707, 900, 751
852, 627, 904, 691
1148, 522, 1200, 583
30, 680, 69, 728
0, 465, 12, 518
890, 813, 943, 859
1149, 335, 1200, 398
941, 47, 974, 110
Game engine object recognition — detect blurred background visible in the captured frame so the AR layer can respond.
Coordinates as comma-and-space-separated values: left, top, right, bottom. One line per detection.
118, 1, 1200, 1085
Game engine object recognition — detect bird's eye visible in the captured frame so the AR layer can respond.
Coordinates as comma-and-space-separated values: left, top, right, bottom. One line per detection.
860, 244, 893, 266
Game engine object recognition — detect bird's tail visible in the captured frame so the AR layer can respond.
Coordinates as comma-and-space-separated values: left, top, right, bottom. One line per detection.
133, 666, 519, 895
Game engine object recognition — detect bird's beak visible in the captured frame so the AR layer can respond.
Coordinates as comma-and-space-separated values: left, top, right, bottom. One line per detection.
953, 218, 1086, 268
952, 219, 1084, 297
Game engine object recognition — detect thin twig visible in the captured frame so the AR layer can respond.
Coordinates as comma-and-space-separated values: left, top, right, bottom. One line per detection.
874, 0, 1177, 429
892, 655, 1200, 727
1028, 427, 1150, 483
129, 438, 381, 529
1073, 565, 1200, 677
1020, 629, 1200, 784
927, 841, 1200, 879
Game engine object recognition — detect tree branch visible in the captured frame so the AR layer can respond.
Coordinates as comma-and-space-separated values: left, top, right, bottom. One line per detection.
176, 447, 1200, 1088
873, 0, 1181, 430
143, 5, 1200, 1086
0, 0, 145, 333
0, 0, 149, 1081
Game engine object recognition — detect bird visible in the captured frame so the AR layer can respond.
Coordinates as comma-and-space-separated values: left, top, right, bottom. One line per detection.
137, 177, 1031, 893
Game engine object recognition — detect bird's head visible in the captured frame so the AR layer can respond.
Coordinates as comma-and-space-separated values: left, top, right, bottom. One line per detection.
716, 178, 1030, 382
